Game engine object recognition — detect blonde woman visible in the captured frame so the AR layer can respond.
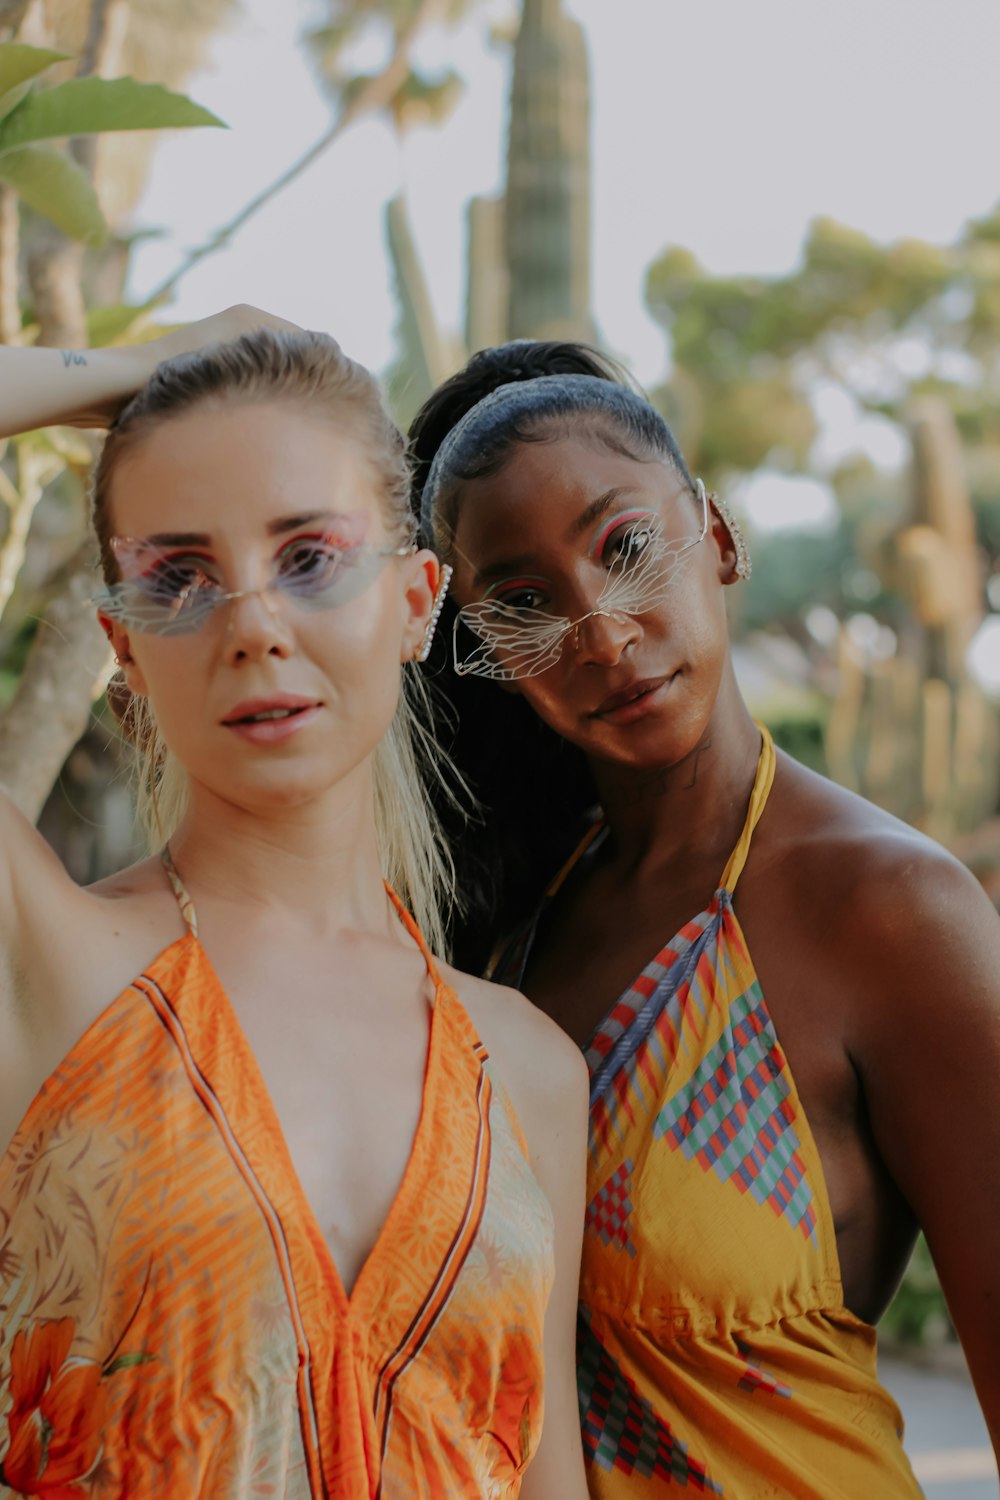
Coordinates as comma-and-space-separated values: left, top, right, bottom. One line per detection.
0, 326, 588, 1498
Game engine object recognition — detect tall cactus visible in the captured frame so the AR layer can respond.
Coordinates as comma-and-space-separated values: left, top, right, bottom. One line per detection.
503, 0, 593, 342
389, 0, 596, 392
465, 194, 508, 353
385, 193, 456, 419
826, 397, 997, 839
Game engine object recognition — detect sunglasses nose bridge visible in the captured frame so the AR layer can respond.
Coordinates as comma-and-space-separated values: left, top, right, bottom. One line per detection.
568, 606, 631, 649
221, 583, 287, 639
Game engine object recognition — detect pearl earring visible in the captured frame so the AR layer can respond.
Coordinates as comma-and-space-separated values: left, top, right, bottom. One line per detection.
416, 565, 454, 663
710, 495, 752, 581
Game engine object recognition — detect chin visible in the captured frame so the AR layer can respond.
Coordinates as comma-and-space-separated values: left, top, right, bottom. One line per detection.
587, 702, 713, 772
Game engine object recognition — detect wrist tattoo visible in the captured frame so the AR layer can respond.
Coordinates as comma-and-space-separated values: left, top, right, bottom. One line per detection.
61, 350, 88, 368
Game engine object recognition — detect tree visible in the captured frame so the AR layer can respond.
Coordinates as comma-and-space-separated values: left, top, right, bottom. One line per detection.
645, 212, 1000, 490
644, 214, 1000, 837
0, 16, 228, 833
366, 0, 595, 422
0, 0, 503, 861
305, 0, 488, 412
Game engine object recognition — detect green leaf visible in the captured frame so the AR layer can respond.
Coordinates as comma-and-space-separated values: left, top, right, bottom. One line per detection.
0, 43, 69, 101
104, 1351, 155, 1376
0, 145, 105, 243
0, 77, 226, 154
0, 82, 33, 126
87, 303, 152, 347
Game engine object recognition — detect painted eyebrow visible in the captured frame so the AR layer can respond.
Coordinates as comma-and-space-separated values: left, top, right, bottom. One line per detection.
141, 511, 352, 548
567, 486, 641, 540
472, 488, 641, 584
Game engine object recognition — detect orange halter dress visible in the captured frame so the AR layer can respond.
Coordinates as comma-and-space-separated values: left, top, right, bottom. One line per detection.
0, 862, 554, 1499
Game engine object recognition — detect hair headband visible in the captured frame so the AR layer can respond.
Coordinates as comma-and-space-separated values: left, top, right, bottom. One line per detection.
418, 373, 674, 543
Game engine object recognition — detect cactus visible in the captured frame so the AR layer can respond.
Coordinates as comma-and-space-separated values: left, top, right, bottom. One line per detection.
465, 194, 508, 353
388, 0, 596, 401
384, 193, 457, 420
826, 397, 998, 838
503, 0, 594, 342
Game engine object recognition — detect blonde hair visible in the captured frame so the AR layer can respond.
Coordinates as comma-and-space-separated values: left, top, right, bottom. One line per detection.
94, 329, 461, 955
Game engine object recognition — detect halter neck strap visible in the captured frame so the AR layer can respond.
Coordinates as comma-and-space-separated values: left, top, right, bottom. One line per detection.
719, 726, 776, 896
544, 724, 777, 903
385, 885, 444, 991
161, 845, 199, 938
160, 849, 443, 991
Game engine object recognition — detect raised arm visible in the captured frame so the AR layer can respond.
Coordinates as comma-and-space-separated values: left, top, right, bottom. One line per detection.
0, 305, 298, 437
855, 845, 1000, 1455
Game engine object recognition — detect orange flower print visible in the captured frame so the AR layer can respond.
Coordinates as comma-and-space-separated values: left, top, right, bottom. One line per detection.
0, 1318, 153, 1497
485, 1330, 540, 1477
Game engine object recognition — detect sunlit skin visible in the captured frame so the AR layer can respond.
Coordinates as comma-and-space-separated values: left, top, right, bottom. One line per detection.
450, 430, 1000, 1454
102, 405, 420, 828
0, 398, 590, 1498
450, 440, 739, 775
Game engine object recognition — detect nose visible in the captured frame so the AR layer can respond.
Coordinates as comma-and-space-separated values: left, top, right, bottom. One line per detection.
570, 608, 640, 667
222, 587, 293, 665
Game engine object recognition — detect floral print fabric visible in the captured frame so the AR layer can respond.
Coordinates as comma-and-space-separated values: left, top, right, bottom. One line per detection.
0, 896, 553, 1498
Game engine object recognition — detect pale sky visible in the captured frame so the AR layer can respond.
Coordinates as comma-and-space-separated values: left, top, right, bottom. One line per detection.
128, 0, 1000, 389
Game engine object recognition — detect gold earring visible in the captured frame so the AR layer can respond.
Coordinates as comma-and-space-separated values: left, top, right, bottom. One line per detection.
415, 565, 453, 663
710, 495, 752, 580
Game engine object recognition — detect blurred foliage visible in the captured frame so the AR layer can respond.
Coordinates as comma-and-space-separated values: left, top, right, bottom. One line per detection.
305, 0, 474, 133
647, 211, 1000, 845
739, 526, 855, 636
0, 7, 239, 851
882, 1236, 955, 1349
0, 43, 222, 243
759, 705, 829, 778
646, 210, 1000, 491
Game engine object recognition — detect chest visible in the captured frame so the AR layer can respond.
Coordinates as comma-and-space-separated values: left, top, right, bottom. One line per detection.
190, 934, 434, 1297
523, 859, 723, 1048
525, 857, 912, 1317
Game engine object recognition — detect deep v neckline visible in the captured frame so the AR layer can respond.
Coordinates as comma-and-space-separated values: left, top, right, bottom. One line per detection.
192, 939, 443, 1310
158, 850, 451, 1311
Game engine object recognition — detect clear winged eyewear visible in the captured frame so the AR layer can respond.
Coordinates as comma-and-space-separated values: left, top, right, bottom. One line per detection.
93, 515, 415, 637
453, 478, 710, 681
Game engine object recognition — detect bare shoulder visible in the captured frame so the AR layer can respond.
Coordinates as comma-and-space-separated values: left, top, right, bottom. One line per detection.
767, 750, 995, 936
443, 965, 589, 1146
444, 964, 588, 1091
761, 753, 1000, 1030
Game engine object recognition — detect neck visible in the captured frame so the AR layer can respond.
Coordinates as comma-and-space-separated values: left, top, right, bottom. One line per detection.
589, 666, 762, 876
167, 759, 392, 938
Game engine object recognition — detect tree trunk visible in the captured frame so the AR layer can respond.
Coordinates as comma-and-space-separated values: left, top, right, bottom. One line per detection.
1, 0, 127, 814
27, 230, 88, 347
0, 540, 110, 820
0, 186, 21, 345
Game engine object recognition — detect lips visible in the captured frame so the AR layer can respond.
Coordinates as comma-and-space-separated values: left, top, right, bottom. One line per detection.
221, 694, 321, 726
592, 674, 675, 718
